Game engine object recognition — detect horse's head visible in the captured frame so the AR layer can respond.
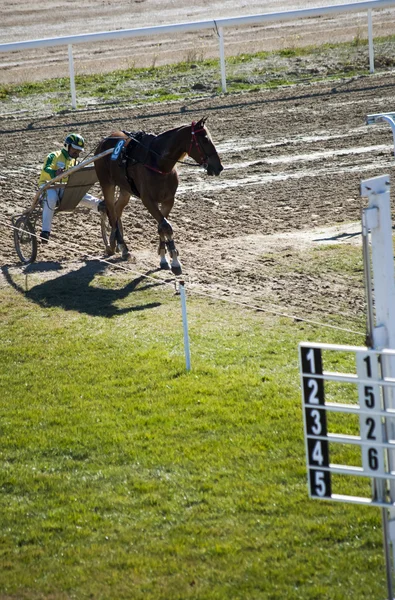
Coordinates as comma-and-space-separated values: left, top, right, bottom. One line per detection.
189, 118, 223, 176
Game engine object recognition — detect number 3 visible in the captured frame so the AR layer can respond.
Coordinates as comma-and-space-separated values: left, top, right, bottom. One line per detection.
310, 409, 322, 435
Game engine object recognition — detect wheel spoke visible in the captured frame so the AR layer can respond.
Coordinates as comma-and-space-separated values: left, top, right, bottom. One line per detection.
13, 216, 37, 264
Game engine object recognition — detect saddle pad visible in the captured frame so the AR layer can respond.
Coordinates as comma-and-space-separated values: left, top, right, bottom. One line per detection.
57, 166, 99, 212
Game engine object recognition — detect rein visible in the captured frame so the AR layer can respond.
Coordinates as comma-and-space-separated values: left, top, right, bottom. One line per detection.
123, 122, 214, 175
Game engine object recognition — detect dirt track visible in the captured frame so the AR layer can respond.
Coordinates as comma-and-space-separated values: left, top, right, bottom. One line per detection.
2, 72, 395, 330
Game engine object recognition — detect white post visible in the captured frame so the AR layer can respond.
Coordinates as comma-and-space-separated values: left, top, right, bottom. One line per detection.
68, 44, 77, 110
179, 281, 191, 371
368, 9, 374, 74
361, 175, 395, 350
361, 174, 395, 584
218, 26, 227, 93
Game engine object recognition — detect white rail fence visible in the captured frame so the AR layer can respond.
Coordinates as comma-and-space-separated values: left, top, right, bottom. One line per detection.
0, 0, 393, 109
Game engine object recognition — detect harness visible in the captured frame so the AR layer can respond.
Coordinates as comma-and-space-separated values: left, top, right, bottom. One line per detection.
104, 122, 215, 197
121, 121, 214, 176
117, 130, 155, 196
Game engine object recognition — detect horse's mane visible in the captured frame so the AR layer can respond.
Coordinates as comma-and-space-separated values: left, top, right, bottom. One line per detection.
156, 125, 186, 139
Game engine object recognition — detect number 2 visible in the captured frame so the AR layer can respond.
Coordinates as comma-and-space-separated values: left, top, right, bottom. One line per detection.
307, 379, 319, 404
366, 417, 376, 440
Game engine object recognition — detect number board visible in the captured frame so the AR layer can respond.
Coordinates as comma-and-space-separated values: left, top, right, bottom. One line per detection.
299, 342, 395, 507
301, 346, 332, 499
356, 351, 385, 475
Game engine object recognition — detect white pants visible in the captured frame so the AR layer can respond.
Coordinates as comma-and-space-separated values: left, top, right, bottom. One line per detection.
41, 187, 102, 233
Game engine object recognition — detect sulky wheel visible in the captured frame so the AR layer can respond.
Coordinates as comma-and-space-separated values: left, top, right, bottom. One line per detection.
13, 215, 38, 264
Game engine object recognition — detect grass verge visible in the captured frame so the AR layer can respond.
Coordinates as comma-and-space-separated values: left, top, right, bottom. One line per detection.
0, 253, 386, 599
1, 35, 395, 113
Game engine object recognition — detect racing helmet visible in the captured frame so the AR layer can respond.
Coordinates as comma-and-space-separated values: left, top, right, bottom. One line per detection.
64, 133, 85, 151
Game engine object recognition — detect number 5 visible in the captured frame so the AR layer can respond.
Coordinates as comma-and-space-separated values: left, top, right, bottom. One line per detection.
314, 471, 326, 497
364, 386, 375, 409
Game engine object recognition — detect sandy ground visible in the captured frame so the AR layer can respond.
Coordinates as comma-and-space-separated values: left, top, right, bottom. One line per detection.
2, 70, 395, 331
2, 1, 395, 331
2, 1, 395, 83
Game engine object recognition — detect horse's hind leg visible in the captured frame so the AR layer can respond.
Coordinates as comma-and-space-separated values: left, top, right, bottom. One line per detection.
115, 189, 131, 260
100, 183, 117, 256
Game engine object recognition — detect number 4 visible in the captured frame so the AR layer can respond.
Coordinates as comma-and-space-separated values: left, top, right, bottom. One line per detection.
312, 441, 324, 465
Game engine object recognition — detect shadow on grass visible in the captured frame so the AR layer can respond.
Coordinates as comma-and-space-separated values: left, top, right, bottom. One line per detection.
2, 260, 163, 317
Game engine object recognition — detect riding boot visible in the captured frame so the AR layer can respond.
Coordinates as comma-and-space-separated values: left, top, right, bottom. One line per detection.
40, 231, 51, 244
79, 193, 105, 213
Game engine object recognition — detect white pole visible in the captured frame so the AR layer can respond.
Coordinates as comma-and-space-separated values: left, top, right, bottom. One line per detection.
368, 9, 374, 74
218, 26, 227, 93
68, 44, 77, 109
361, 175, 395, 351
179, 281, 191, 371
361, 174, 395, 583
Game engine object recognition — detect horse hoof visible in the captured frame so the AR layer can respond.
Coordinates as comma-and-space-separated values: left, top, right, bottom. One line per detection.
171, 265, 182, 276
160, 261, 170, 270
121, 251, 131, 261
106, 246, 115, 256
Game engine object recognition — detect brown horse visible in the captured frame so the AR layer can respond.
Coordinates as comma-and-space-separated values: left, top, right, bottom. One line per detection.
94, 118, 223, 274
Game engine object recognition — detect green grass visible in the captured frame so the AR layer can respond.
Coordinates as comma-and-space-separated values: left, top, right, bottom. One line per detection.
2, 34, 395, 111
259, 244, 364, 278
0, 257, 386, 599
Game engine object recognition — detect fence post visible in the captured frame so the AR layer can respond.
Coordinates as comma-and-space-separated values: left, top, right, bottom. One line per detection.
68, 44, 77, 109
218, 26, 227, 93
368, 9, 375, 73
179, 281, 191, 371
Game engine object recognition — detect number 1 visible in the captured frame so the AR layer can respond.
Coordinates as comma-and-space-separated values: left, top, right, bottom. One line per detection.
306, 349, 316, 374
364, 355, 372, 378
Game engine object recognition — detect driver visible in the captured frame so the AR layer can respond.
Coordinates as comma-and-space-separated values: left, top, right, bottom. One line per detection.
38, 133, 106, 243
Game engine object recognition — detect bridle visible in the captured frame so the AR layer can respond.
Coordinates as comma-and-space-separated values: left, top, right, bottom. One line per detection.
187, 121, 216, 168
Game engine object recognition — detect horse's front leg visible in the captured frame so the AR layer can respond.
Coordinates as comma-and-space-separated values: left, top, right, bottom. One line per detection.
158, 234, 170, 271
140, 194, 182, 275
158, 216, 182, 276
